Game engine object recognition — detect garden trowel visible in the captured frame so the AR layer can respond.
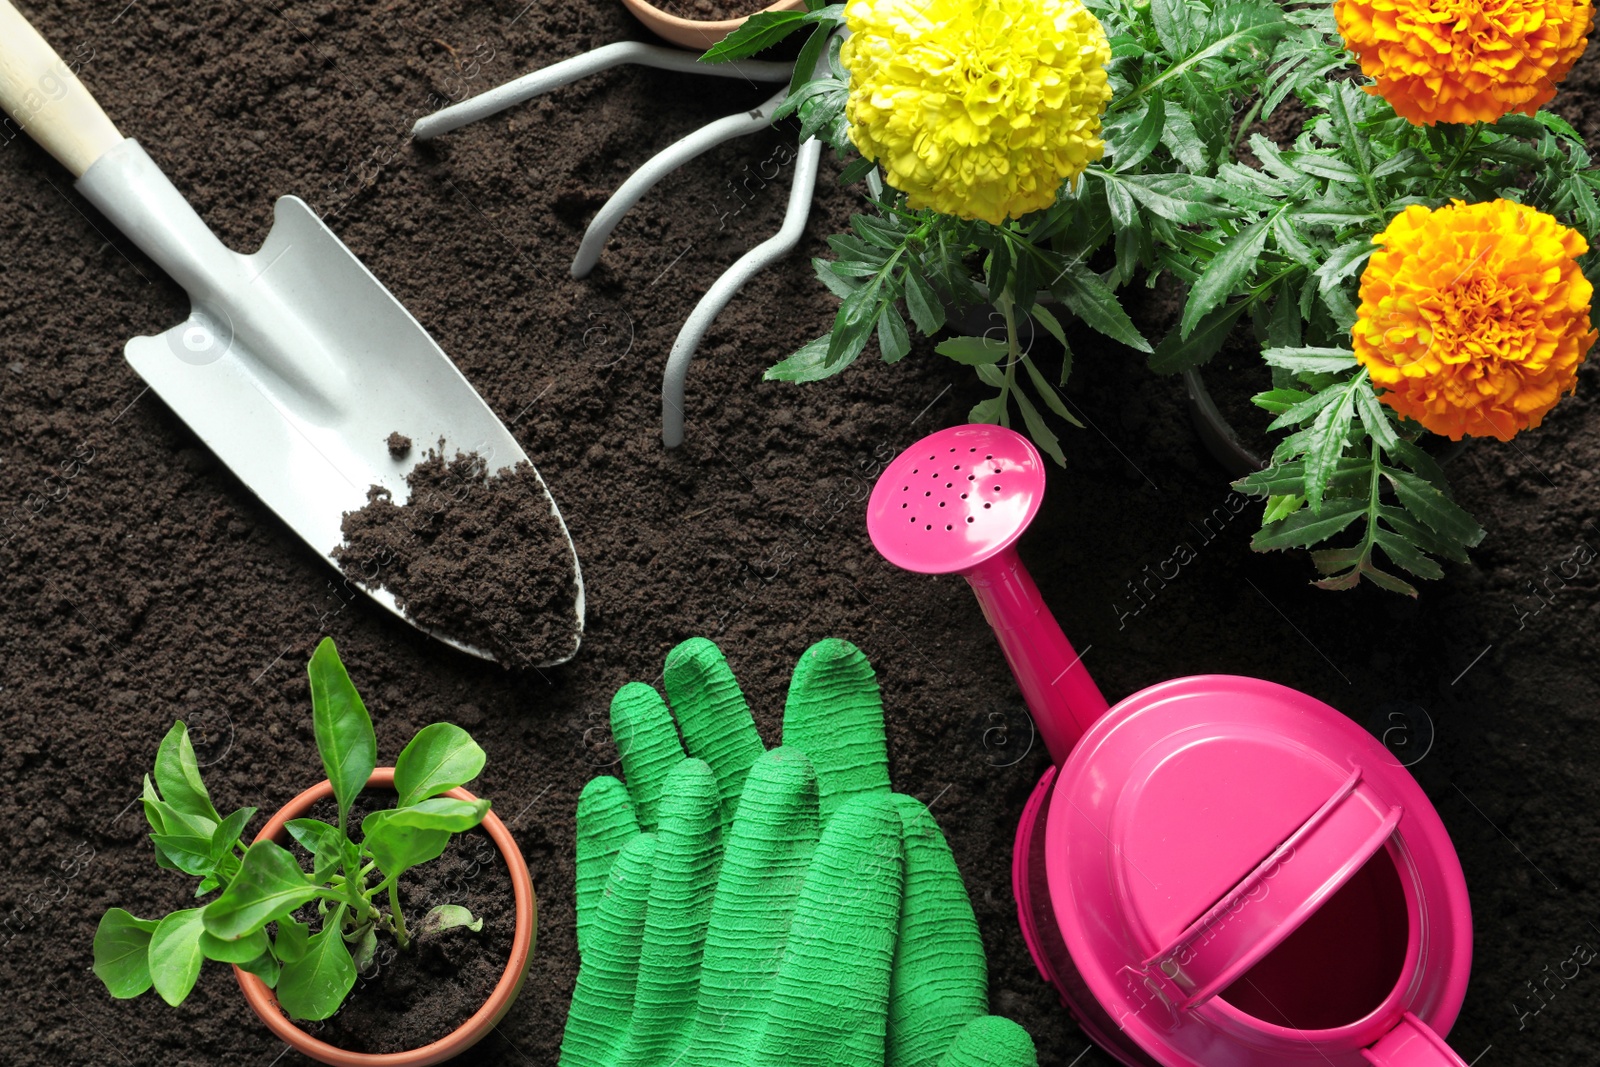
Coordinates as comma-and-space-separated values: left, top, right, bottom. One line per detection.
0, 1, 584, 667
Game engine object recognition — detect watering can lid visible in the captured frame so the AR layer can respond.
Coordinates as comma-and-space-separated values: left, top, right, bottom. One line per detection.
1044, 675, 1473, 1056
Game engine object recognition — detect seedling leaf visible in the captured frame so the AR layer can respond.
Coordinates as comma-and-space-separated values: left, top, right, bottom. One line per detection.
395, 724, 487, 808
93, 909, 158, 999
204, 840, 321, 940
149, 907, 208, 1007
423, 905, 483, 935
154, 722, 222, 824
277, 924, 357, 1021
308, 638, 377, 828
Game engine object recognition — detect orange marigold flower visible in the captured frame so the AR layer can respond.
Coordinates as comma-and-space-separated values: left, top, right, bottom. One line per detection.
1334, 0, 1594, 125
1352, 199, 1596, 441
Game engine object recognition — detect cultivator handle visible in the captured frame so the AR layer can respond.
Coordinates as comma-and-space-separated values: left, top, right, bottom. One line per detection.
0, 0, 122, 176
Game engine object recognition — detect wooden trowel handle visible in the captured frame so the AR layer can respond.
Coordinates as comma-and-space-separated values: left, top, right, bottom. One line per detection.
0, 0, 122, 177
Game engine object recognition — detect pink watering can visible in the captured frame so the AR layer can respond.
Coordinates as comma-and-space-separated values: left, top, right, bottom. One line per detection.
866, 424, 1474, 1067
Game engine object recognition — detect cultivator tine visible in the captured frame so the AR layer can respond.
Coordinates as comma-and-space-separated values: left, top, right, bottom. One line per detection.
410, 42, 791, 142
663, 137, 823, 448
572, 88, 788, 278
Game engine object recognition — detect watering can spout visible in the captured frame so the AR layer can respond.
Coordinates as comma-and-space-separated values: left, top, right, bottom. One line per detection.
866, 424, 1109, 766
966, 552, 1107, 764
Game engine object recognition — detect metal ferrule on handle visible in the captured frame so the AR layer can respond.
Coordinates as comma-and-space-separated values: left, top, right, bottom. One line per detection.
965, 549, 1108, 766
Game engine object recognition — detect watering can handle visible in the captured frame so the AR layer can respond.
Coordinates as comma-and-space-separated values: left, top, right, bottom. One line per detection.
1362, 1013, 1470, 1066
1141, 767, 1404, 1009
0, 0, 123, 177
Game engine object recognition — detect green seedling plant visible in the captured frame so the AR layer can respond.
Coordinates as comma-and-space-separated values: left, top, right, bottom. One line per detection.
91, 637, 492, 1021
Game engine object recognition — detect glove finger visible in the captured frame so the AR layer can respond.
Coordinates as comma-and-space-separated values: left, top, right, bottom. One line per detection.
756, 793, 905, 1067
619, 758, 722, 1067
662, 638, 766, 828
886, 795, 988, 1067
574, 777, 640, 958
691, 746, 821, 1061
559, 833, 657, 1067
611, 681, 687, 832
935, 1017, 1039, 1067
781, 639, 891, 821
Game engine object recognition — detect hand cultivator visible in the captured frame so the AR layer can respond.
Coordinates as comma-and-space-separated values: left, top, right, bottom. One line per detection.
412, 41, 824, 448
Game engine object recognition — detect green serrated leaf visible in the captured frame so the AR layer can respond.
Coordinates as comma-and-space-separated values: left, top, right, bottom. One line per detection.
935, 336, 1009, 365
1373, 528, 1445, 580
877, 302, 911, 363
699, 10, 807, 62
1251, 497, 1366, 551
1261, 346, 1358, 373
1052, 263, 1150, 352
1263, 493, 1306, 523
766, 335, 856, 382
1181, 222, 1270, 337
1149, 298, 1250, 374
1022, 355, 1084, 428
828, 280, 883, 367
1384, 468, 1486, 548
969, 395, 1006, 425
1012, 382, 1067, 466
838, 155, 877, 185
902, 263, 945, 335
1252, 388, 1313, 414
1115, 96, 1166, 173
1302, 378, 1362, 512
1355, 386, 1401, 450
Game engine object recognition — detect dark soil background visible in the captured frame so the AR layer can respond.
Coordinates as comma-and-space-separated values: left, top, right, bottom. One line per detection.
0, 2, 1596, 1065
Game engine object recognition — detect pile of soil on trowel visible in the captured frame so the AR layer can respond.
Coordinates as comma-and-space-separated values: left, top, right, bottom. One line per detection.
335, 449, 579, 671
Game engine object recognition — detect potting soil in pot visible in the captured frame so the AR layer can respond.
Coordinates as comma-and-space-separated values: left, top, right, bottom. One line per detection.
652, 0, 774, 21
288, 798, 514, 1055
333, 449, 579, 671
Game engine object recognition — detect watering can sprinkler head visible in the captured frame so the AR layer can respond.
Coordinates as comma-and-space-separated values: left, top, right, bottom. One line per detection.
866, 424, 1108, 764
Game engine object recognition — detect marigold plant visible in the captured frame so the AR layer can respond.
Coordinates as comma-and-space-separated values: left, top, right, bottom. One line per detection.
709, 0, 1600, 594
1334, 0, 1594, 125
838, 0, 1113, 224
1353, 200, 1597, 441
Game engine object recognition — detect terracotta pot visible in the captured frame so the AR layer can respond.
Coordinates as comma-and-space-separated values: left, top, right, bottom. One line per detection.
232, 768, 537, 1067
619, 0, 805, 50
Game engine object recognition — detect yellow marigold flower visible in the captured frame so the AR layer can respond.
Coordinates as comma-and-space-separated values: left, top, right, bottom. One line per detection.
1352, 200, 1596, 441
1334, 0, 1593, 125
839, 0, 1113, 225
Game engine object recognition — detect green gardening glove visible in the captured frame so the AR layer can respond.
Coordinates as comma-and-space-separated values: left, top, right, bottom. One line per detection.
561, 750, 1035, 1067
564, 638, 1037, 1067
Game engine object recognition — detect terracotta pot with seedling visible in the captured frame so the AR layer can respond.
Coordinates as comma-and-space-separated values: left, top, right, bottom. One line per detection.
91, 638, 536, 1067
